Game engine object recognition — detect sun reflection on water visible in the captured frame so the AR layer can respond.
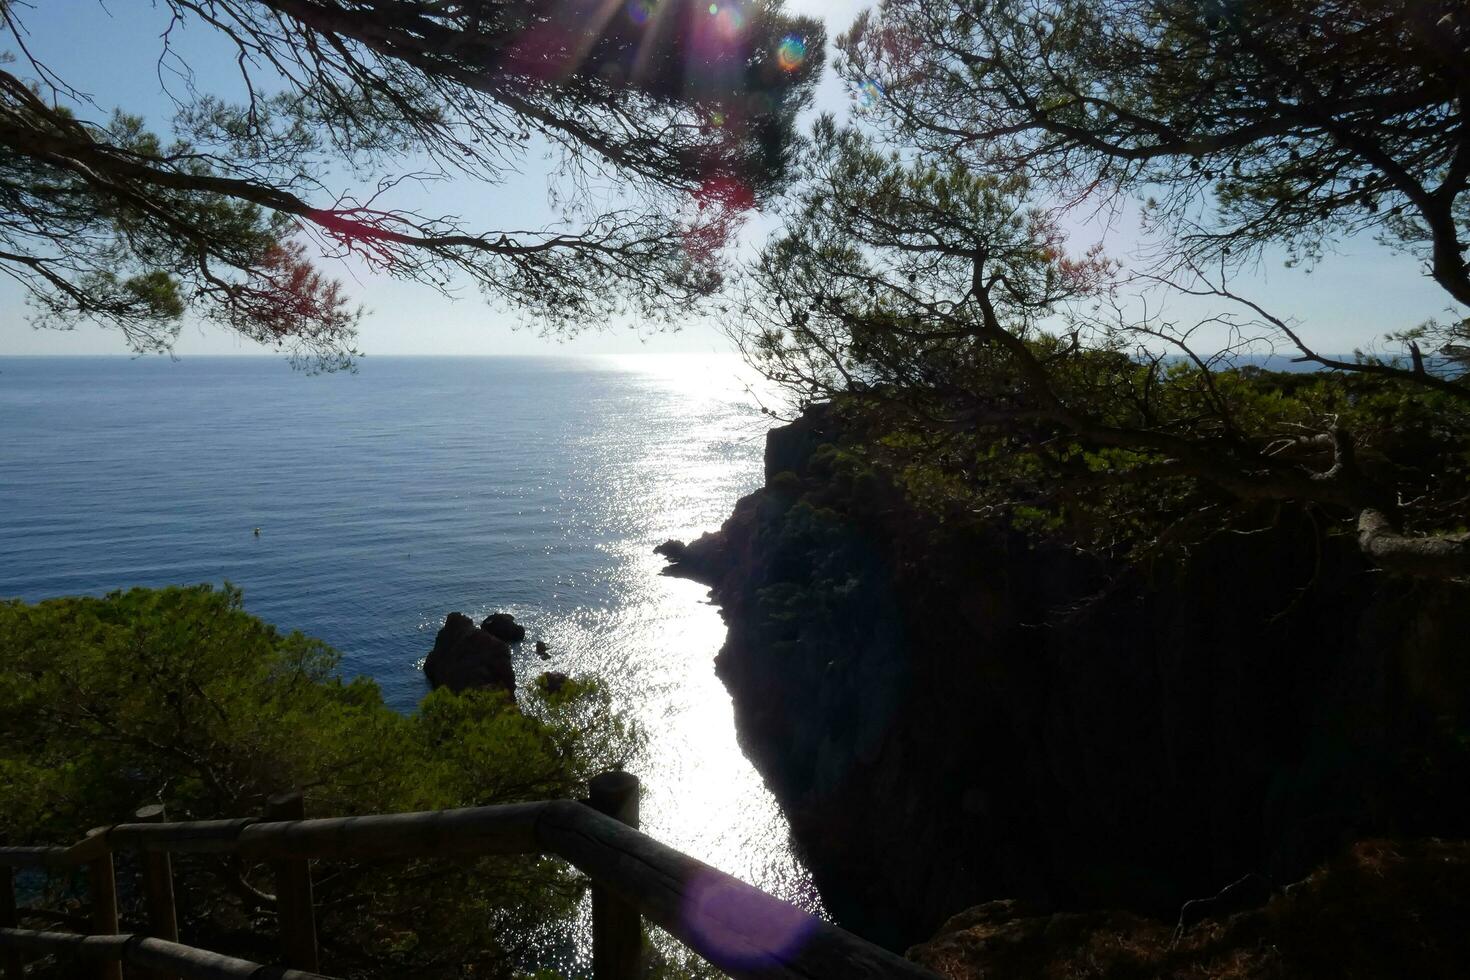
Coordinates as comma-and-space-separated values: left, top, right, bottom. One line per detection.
0, 352, 814, 977
480, 354, 821, 973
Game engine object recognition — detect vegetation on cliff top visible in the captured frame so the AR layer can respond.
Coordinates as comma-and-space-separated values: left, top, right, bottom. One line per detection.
0, 584, 639, 978
737, 0, 1470, 579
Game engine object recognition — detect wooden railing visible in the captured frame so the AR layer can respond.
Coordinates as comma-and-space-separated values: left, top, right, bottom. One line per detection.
0, 772, 940, 980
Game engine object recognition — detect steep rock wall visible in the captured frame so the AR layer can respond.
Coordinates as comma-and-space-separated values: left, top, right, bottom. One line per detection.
667, 409, 1470, 951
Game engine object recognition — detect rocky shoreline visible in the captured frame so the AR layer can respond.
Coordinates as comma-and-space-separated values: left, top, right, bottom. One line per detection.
659, 407, 1470, 953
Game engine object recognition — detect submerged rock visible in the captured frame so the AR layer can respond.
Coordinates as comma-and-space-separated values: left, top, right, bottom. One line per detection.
424, 612, 515, 696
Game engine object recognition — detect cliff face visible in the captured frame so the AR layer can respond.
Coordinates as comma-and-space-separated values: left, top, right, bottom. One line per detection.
667, 408, 1470, 951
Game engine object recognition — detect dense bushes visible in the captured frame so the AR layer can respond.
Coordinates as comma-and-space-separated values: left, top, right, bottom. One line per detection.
0, 584, 638, 977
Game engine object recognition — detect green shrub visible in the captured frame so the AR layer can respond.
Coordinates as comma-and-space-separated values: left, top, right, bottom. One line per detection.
0, 584, 641, 977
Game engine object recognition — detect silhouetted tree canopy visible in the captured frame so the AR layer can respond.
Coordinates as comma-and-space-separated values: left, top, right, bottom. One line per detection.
740, 1, 1470, 579
838, 0, 1469, 311
0, 0, 822, 367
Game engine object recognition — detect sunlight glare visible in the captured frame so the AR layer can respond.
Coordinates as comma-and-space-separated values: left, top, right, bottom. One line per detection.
626, 0, 656, 25
716, 4, 748, 38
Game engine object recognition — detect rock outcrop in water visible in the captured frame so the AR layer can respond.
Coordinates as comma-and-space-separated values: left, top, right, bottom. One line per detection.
423, 612, 516, 696
480, 612, 527, 644
663, 406, 1470, 952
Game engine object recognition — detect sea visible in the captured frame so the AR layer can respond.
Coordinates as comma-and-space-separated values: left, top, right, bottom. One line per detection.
0, 354, 818, 967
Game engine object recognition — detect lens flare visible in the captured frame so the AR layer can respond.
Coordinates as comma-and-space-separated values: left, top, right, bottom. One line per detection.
708, 3, 718, 14
626, 0, 655, 26
857, 79, 885, 108
776, 35, 807, 71
681, 871, 816, 971
716, 5, 747, 37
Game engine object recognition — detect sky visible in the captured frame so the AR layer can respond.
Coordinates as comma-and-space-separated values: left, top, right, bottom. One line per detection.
0, 0, 1463, 359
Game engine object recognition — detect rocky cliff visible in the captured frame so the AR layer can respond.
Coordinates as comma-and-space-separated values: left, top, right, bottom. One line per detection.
908, 840, 1470, 980
663, 407, 1470, 951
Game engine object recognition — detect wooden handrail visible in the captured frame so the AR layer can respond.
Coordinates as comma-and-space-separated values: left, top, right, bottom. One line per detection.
0, 928, 333, 979
85, 829, 122, 980
538, 800, 934, 980
134, 804, 180, 980
0, 868, 22, 980
0, 788, 941, 980
587, 773, 641, 980
0, 806, 549, 867
264, 793, 318, 974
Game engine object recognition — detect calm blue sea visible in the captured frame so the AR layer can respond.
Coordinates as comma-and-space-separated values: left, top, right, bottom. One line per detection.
0, 354, 818, 956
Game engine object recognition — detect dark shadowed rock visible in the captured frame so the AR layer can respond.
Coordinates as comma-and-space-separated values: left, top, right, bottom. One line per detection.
693, 408, 1470, 950
909, 901, 1142, 980
654, 531, 730, 583
654, 539, 689, 562
1175, 872, 1276, 932
481, 612, 526, 643
434, 611, 476, 648
909, 841, 1470, 980
424, 612, 515, 696
535, 640, 550, 659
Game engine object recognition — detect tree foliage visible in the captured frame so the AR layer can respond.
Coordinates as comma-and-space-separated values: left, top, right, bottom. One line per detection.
739, 0, 1470, 579
0, 584, 640, 977
837, 0, 1470, 312
0, 0, 823, 367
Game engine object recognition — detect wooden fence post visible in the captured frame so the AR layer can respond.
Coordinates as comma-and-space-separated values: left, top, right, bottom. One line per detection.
264, 792, 318, 973
588, 771, 641, 980
2, 865, 24, 980
86, 828, 122, 980
134, 805, 178, 980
